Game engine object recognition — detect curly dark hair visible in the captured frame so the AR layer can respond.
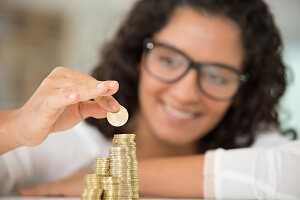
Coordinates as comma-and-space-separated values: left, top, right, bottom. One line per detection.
86, 0, 288, 153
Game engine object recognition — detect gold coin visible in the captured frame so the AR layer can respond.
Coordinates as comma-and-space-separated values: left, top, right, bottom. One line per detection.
107, 106, 129, 127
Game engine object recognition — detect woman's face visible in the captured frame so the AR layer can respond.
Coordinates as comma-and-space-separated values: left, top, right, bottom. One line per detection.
138, 8, 244, 145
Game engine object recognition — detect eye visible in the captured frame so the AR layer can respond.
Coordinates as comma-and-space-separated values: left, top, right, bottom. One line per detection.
158, 55, 183, 69
206, 71, 231, 85
159, 56, 177, 65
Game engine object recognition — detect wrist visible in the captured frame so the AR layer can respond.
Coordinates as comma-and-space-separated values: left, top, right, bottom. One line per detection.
0, 109, 22, 154
13, 107, 37, 147
12, 108, 29, 146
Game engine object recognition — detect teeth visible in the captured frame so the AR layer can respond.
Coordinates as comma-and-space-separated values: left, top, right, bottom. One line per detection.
164, 103, 195, 120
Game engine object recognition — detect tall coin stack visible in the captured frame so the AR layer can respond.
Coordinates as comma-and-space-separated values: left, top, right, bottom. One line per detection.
102, 177, 122, 200
81, 174, 103, 200
109, 146, 133, 200
113, 134, 139, 199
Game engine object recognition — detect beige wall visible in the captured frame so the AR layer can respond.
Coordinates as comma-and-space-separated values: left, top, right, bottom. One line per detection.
0, 0, 136, 108
0, 0, 299, 136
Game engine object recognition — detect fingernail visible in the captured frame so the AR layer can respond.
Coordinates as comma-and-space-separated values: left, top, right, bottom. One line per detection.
109, 81, 116, 89
109, 101, 119, 112
96, 82, 105, 89
68, 93, 77, 99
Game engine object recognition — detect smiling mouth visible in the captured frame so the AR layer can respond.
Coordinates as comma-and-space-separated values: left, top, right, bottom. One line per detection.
161, 101, 200, 122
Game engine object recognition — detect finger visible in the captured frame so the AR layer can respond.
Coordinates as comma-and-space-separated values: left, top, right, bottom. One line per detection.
59, 80, 119, 97
42, 77, 92, 89
51, 78, 117, 90
78, 101, 108, 119
44, 80, 119, 111
42, 76, 117, 95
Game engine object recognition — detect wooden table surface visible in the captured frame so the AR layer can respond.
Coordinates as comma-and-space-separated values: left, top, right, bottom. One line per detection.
0, 197, 204, 200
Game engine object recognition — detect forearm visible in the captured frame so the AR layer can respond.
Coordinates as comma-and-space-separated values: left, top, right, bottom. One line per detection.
205, 142, 300, 199
0, 109, 21, 154
138, 154, 204, 198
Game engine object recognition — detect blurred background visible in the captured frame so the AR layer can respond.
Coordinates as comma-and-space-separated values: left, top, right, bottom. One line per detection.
0, 0, 299, 137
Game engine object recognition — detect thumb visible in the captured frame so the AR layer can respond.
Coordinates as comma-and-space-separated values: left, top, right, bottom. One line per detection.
78, 101, 108, 119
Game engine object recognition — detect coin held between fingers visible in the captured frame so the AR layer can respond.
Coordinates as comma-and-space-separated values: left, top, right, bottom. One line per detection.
107, 106, 129, 127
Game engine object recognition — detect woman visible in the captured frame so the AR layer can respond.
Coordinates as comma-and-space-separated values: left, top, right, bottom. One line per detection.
0, 0, 299, 199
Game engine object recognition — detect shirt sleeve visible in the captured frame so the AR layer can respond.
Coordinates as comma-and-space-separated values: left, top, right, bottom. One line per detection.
0, 121, 112, 195
203, 141, 300, 199
0, 147, 33, 195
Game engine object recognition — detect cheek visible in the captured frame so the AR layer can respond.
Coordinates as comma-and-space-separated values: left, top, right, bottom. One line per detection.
202, 99, 232, 130
138, 68, 166, 113
207, 99, 231, 116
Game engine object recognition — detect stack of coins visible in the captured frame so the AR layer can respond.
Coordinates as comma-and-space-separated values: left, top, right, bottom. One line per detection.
109, 146, 133, 200
102, 177, 122, 200
95, 158, 110, 176
113, 134, 139, 199
81, 174, 103, 200
81, 106, 140, 199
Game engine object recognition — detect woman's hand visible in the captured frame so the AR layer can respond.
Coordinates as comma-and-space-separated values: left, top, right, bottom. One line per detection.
19, 169, 91, 197
1, 66, 120, 153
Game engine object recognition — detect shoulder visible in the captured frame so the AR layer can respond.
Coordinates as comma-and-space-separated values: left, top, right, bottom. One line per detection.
44, 121, 113, 157
68, 121, 113, 157
251, 129, 290, 148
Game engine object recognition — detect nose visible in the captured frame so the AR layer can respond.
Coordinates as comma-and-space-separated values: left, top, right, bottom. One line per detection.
169, 69, 202, 103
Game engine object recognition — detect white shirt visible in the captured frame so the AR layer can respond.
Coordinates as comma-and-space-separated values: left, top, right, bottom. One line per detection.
0, 121, 112, 195
204, 133, 300, 199
0, 121, 299, 199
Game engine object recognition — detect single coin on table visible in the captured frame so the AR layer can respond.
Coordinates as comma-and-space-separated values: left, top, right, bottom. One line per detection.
107, 105, 129, 127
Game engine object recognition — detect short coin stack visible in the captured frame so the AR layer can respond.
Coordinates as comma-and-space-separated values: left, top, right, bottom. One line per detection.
95, 158, 110, 176
81, 174, 103, 200
113, 134, 139, 199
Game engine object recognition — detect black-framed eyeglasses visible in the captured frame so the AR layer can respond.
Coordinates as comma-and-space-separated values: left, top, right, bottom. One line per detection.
143, 39, 248, 101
